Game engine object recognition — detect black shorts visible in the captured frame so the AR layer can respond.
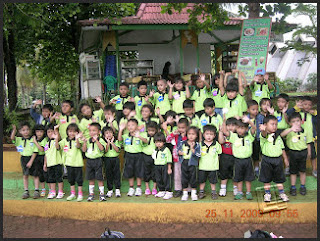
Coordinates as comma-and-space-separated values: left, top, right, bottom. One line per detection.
47, 164, 63, 183
198, 170, 218, 184
310, 142, 317, 159
34, 155, 48, 182
103, 156, 121, 190
154, 165, 171, 192
86, 158, 104, 181
66, 166, 83, 186
20, 156, 37, 176
123, 152, 144, 178
219, 154, 235, 180
288, 149, 307, 174
196, 110, 205, 118
233, 157, 255, 182
252, 139, 261, 162
258, 155, 286, 183
143, 154, 155, 182
181, 159, 197, 189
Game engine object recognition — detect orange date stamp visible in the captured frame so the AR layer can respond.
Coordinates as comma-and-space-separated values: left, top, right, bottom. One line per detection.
205, 209, 299, 218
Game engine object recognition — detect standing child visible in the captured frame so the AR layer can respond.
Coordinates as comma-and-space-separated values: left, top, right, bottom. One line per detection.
161, 110, 178, 138
109, 82, 132, 122
11, 122, 40, 199
137, 104, 161, 133
281, 112, 312, 196
102, 127, 122, 198
210, 74, 224, 117
199, 98, 223, 133
198, 125, 222, 200
134, 80, 152, 119
153, 132, 173, 199
190, 74, 211, 117
149, 79, 171, 117
178, 126, 201, 201
118, 101, 138, 135
258, 115, 290, 202
118, 119, 148, 197
30, 99, 54, 127
179, 99, 200, 127
100, 105, 119, 134
222, 117, 256, 200
81, 123, 107, 201
250, 68, 274, 105
168, 78, 191, 115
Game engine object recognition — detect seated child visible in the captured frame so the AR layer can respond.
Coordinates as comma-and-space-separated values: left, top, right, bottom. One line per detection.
168, 78, 191, 115
109, 82, 131, 122
190, 74, 211, 117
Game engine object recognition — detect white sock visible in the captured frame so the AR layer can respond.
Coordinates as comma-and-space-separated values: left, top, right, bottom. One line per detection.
89, 185, 94, 194
221, 184, 227, 189
99, 186, 104, 195
183, 191, 188, 195
233, 185, 238, 189
191, 189, 197, 195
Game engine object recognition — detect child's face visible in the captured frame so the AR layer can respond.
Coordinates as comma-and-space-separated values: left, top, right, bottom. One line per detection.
104, 130, 114, 140
214, 78, 219, 86
89, 126, 100, 137
236, 125, 248, 136
174, 81, 184, 91
147, 127, 157, 137
67, 129, 77, 139
166, 116, 175, 125
203, 130, 215, 142
138, 85, 147, 96
204, 106, 215, 115
226, 91, 237, 100
187, 129, 197, 142
302, 100, 312, 112
177, 123, 187, 135
196, 79, 204, 89
42, 108, 51, 119
296, 99, 303, 109
141, 107, 151, 119
155, 141, 164, 149
104, 110, 115, 120
47, 129, 54, 139
184, 107, 194, 116
265, 119, 278, 133
123, 108, 131, 117
248, 105, 259, 117
81, 105, 92, 117
277, 98, 287, 110
119, 86, 129, 97
127, 121, 138, 133
290, 117, 302, 128
157, 80, 167, 92
226, 123, 236, 132
19, 125, 31, 138
256, 74, 264, 83
61, 103, 72, 115
35, 130, 45, 139
260, 101, 271, 113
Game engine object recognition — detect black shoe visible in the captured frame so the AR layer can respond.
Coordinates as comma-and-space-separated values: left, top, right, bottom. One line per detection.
290, 187, 297, 196
198, 192, 206, 199
211, 192, 218, 200
299, 186, 307, 195
173, 190, 182, 198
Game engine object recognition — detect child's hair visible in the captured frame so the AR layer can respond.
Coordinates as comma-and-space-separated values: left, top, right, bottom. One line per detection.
141, 104, 154, 116
128, 118, 138, 125
212, 74, 220, 87
62, 100, 74, 108
102, 126, 115, 135
137, 80, 147, 89
236, 119, 249, 128
203, 125, 217, 135
45, 123, 55, 132
154, 132, 166, 143
226, 117, 238, 126
247, 99, 259, 108
260, 98, 272, 107
18, 121, 31, 130
79, 103, 92, 112
288, 112, 302, 122
119, 82, 129, 89
173, 78, 185, 90
165, 110, 177, 120
225, 83, 238, 92
178, 118, 189, 126
277, 93, 289, 102
90, 122, 101, 131
66, 123, 79, 134
104, 105, 116, 113
295, 96, 304, 101
203, 98, 215, 108
183, 99, 194, 109
157, 79, 167, 85
187, 126, 199, 141
263, 115, 278, 124
42, 104, 53, 112
123, 101, 135, 111
146, 121, 159, 132
302, 96, 312, 102
34, 124, 45, 131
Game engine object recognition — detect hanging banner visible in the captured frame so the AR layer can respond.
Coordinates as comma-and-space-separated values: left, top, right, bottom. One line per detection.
237, 18, 272, 82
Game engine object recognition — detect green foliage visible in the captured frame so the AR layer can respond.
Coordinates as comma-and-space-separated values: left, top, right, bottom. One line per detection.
303, 73, 317, 91
278, 78, 302, 92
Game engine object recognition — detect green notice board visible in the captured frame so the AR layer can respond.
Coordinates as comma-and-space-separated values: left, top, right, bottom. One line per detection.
237, 18, 272, 82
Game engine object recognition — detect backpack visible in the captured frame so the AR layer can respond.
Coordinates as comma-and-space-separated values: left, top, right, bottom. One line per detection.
249, 229, 272, 238
101, 228, 125, 238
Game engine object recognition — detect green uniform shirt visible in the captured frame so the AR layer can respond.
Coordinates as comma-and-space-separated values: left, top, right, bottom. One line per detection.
179, 114, 200, 127
190, 87, 211, 113
300, 112, 313, 140
100, 119, 119, 133
41, 118, 51, 128
171, 90, 188, 114
221, 94, 247, 119
153, 147, 172, 165
163, 124, 178, 137
199, 141, 222, 171
138, 117, 159, 133
42, 138, 63, 167
59, 138, 83, 167
142, 135, 156, 155
274, 111, 290, 130
104, 139, 121, 157
56, 114, 79, 140
85, 137, 107, 159
260, 133, 284, 157
250, 81, 272, 104
152, 91, 171, 116
134, 95, 149, 119
110, 95, 131, 111
199, 113, 222, 132
228, 131, 255, 159
33, 137, 47, 155
286, 128, 312, 151
211, 87, 223, 108
79, 110, 104, 139
13, 136, 34, 156
119, 116, 139, 135
121, 132, 146, 153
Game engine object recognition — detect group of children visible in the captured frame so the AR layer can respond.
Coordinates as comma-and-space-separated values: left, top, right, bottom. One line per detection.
11, 67, 317, 202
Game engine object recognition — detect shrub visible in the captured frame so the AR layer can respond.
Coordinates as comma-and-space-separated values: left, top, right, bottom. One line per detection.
278, 78, 302, 92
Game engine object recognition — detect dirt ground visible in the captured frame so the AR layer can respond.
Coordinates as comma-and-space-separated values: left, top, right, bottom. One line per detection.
3, 215, 317, 238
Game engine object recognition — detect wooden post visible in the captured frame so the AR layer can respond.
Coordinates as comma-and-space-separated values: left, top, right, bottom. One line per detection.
115, 30, 121, 89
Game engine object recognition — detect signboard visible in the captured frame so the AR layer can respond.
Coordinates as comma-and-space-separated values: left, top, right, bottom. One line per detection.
237, 18, 272, 83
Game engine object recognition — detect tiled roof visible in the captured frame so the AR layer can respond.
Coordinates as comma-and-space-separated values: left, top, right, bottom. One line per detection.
78, 3, 243, 26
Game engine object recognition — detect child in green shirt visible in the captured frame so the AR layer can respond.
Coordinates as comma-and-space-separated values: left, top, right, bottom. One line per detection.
119, 101, 138, 135
199, 98, 223, 133
102, 126, 122, 198
168, 78, 191, 115
250, 68, 274, 105
134, 80, 153, 119
190, 74, 211, 117
179, 99, 200, 128
137, 104, 162, 133
210, 74, 223, 117
100, 105, 119, 134
11, 122, 39, 199
81, 123, 107, 202
198, 125, 222, 200
109, 82, 132, 122
149, 79, 171, 116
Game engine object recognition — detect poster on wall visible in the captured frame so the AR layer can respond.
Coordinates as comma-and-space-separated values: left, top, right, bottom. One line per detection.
237, 18, 272, 82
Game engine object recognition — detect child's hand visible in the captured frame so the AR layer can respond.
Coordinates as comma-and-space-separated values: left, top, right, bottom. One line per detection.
178, 150, 184, 156
307, 151, 311, 161
138, 125, 145, 131
110, 136, 115, 143
259, 124, 266, 132
119, 122, 127, 131
174, 115, 179, 123
155, 107, 161, 116
186, 80, 192, 86
34, 99, 43, 106
309, 109, 316, 115
129, 97, 135, 102
54, 124, 60, 131
75, 132, 83, 140
26, 161, 33, 168
219, 70, 225, 76
134, 131, 140, 138
32, 135, 37, 142
43, 165, 47, 172
52, 133, 58, 140
92, 117, 97, 123
173, 130, 179, 135
242, 115, 250, 123
161, 122, 168, 130
92, 135, 98, 142
81, 136, 87, 142
225, 72, 231, 77
166, 116, 174, 123
264, 73, 269, 81
234, 115, 240, 120
200, 74, 206, 81
12, 124, 17, 131
168, 81, 174, 88
167, 168, 172, 175
284, 157, 289, 167
110, 98, 117, 104
95, 96, 102, 103
128, 110, 136, 119
291, 125, 301, 132
231, 69, 239, 75
282, 104, 288, 114
189, 142, 195, 150
149, 90, 155, 97
144, 96, 149, 102
266, 106, 274, 115
53, 112, 61, 120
